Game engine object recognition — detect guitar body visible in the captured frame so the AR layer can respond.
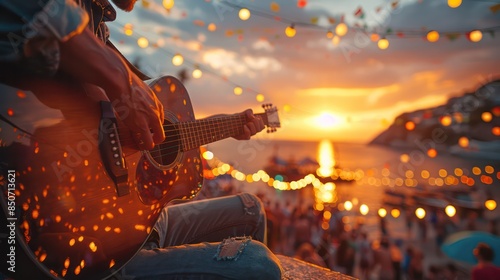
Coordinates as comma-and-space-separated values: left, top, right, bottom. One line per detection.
0, 76, 203, 279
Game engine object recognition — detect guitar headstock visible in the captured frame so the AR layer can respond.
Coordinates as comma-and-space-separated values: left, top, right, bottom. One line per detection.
260, 104, 281, 133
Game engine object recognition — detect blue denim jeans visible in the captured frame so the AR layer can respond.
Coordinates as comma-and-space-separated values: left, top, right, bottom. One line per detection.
120, 193, 282, 279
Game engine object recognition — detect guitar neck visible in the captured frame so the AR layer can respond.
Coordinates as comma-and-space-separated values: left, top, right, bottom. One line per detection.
179, 113, 268, 151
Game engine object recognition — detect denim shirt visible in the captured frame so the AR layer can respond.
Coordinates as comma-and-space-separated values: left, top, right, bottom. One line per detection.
0, 0, 116, 76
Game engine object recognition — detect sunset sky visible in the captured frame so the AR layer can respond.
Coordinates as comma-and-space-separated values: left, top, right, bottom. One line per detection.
109, 0, 500, 143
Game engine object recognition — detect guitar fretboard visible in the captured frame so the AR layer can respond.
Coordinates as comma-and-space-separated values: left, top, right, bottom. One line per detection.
178, 114, 247, 151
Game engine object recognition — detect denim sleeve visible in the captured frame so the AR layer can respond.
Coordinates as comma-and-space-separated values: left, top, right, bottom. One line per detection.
0, 0, 89, 75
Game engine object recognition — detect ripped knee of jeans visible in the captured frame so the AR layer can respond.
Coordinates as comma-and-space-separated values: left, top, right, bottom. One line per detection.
214, 236, 252, 261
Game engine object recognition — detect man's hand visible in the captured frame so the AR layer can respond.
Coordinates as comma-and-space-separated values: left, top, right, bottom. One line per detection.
114, 74, 165, 150
58, 28, 165, 150
233, 109, 265, 140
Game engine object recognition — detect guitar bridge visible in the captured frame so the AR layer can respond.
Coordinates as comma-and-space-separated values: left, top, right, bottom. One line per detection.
99, 101, 129, 197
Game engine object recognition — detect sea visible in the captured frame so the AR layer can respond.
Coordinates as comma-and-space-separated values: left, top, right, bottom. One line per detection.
206, 139, 500, 242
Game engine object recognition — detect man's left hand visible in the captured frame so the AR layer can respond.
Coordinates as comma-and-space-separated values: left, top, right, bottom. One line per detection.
233, 109, 265, 140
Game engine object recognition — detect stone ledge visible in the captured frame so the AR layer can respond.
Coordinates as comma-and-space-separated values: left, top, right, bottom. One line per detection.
277, 255, 356, 280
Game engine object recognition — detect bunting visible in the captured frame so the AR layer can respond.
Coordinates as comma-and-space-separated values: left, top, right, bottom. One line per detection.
491, 3, 500, 13
353, 7, 364, 19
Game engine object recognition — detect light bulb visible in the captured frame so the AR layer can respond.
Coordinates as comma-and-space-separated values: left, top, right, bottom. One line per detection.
448, 0, 462, 8
285, 25, 296, 37
468, 30, 482, 42
335, 23, 348, 37
427, 30, 439, 42
378, 38, 389, 49
239, 8, 251, 21
137, 37, 149, 48
163, 0, 174, 9
172, 54, 183, 66
192, 68, 202, 79
234, 87, 243, 95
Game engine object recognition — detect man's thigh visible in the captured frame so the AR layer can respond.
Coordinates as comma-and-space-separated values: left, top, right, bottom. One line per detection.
160, 193, 266, 246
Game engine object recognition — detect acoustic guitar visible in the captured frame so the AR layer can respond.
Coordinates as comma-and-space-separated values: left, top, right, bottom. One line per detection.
0, 76, 280, 279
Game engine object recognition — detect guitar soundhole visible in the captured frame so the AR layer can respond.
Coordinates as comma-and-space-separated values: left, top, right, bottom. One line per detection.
148, 119, 181, 167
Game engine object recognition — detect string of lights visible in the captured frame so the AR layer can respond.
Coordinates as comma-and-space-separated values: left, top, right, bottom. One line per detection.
201, 148, 499, 222
113, 20, 269, 102
220, 0, 500, 47
111, 0, 500, 106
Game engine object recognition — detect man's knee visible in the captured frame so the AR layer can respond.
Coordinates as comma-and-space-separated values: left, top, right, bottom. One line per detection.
242, 240, 283, 280
238, 193, 265, 218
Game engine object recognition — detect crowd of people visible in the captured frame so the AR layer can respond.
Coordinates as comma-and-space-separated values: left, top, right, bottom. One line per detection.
256, 193, 500, 280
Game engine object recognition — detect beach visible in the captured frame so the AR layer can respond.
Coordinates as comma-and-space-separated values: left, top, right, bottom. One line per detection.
206, 139, 500, 279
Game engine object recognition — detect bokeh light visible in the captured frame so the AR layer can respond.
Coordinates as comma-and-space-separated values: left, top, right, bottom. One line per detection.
485, 199, 497, 211
162, 0, 174, 9
468, 30, 482, 42
172, 54, 184, 66
208, 23, 217, 32
427, 30, 440, 42
234, 87, 243, 95
378, 208, 387, 218
445, 205, 456, 217
137, 37, 149, 48
482, 112, 493, 122
378, 38, 389, 50
405, 121, 415, 131
458, 137, 469, 148
427, 149, 437, 158
440, 115, 452, 126
256, 94, 265, 102
192, 68, 202, 79
359, 204, 369, 215
344, 201, 353, 211
335, 23, 348, 36
239, 8, 251, 21
391, 208, 400, 218
285, 26, 296, 37
415, 208, 426, 219
448, 0, 462, 8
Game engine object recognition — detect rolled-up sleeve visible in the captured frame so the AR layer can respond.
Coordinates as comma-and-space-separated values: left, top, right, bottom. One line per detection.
37, 0, 89, 42
0, 0, 89, 75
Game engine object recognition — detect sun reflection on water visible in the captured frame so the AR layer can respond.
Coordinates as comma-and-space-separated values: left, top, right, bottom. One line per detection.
316, 139, 336, 177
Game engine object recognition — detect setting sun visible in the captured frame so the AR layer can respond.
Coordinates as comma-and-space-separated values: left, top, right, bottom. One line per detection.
314, 112, 343, 129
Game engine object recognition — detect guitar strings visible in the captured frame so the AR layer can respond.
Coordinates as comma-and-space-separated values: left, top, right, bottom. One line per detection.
135, 119, 246, 159
116, 116, 248, 153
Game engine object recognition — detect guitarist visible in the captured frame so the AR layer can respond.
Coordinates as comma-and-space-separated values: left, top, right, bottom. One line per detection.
0, 0, 282, 279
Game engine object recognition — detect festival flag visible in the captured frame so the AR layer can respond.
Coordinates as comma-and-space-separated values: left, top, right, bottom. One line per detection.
490, 4, 500, 13
297, 0, 307, 8
354, 7, 365, 19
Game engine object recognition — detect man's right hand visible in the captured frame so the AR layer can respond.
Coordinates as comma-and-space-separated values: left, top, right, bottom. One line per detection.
59, 28, 165, 150
114, 74, 165, 150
